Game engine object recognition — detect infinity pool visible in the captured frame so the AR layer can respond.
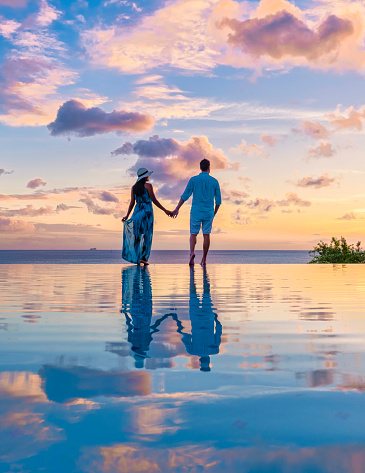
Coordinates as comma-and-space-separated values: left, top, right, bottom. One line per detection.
1, 264, 365, 472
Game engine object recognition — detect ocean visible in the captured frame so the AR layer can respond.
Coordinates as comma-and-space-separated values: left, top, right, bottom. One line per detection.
0, 249, 312, 264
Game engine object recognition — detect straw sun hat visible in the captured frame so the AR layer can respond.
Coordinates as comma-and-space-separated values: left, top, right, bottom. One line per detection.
136, 167, 153, 182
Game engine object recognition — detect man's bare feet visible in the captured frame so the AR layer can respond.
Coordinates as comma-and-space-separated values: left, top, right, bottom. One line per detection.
140, 259, 149, 265
200, 258, 206, 266
189, 253, 195, 265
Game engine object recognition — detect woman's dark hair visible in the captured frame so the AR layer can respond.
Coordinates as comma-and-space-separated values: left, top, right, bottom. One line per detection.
133, 177, 148, 196
200, 159, 210, 172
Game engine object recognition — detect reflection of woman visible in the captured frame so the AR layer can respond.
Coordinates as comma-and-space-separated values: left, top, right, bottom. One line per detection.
182, 267, 222, 372
122, 265, 153, 368
122, 168, 172, 265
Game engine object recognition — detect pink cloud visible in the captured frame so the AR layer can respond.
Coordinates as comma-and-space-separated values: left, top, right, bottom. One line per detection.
82, 0, 218, 74
113, 135, 238, 199
293, 121, 330, 139
260, 134, 279, 146
0, 217, 35, 232
27, 178, 46, 189
307, 141, 336, 159
220, 12, 354, 61
327, 106, 365, 131
277, 192, 311, 207
48, 100, 154, 137
0, 0, 29, 6
231, 139, 268, 158
296, 173, 338, 189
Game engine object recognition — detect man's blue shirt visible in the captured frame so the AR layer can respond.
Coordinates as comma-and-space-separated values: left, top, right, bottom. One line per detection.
181, 172, 221, 219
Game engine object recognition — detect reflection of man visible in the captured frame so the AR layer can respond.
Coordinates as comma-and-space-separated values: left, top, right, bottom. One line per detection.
121, 266, 153, 369
181, 267, 222, 372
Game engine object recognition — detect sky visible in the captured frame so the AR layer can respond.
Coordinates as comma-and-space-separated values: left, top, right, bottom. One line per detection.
0, 0, 365, 250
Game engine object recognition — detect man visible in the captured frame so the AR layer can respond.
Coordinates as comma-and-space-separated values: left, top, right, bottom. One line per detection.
172, 158, 221, 266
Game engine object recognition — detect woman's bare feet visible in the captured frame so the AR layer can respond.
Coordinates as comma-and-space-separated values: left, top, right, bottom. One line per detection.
189, 253, 195, 265
200, 258, 206, 266
140, 259, 149, 265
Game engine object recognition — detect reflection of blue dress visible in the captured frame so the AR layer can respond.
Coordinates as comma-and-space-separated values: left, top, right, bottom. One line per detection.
122, 188, 154, 264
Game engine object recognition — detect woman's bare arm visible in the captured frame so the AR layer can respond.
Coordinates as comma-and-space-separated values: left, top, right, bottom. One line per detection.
121, 188, 135, 222
145, 183, 171, 216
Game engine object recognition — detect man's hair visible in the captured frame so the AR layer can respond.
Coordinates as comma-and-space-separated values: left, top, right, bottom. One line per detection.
200, 159, 210, 172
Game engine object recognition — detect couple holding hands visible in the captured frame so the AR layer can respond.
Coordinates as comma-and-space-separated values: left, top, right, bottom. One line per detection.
122, 158, 221, 266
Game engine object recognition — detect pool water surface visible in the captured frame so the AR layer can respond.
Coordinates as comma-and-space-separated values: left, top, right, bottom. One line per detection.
1, 264, 365, 472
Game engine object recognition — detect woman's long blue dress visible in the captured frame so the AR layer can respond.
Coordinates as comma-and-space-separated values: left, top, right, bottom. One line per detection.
122, 187, 153, 264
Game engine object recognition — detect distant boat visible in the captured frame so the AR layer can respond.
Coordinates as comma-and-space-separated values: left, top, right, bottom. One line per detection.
89, 248, 97, 251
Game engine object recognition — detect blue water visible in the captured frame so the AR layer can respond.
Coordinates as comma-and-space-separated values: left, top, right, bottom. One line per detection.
0, 249, 312, 264
1, 263, 365, 472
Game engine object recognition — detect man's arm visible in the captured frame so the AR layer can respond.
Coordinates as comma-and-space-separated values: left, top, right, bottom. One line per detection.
172, 198, 185, 217
214, 181, 222, 216
172, 178, 193, 217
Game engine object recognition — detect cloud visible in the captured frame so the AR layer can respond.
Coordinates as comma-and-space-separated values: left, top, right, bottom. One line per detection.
293, 121, 330, 139
277, 192, 311, 207
0, 217, 35, 232
247, 198, 275, 212
221, 188, 249, 205
307, 141, 336, 159
337, 212, 356, 220
114, 134, 237, 194
0, 169, 14, 176
99, 191, 119, 203
0, 0, 29, 6
35, 0, 61, 28
112, 135, 179, 158
327, 106, 365, 131
82, 0, 218, 74
0, 1, 108, 127
47, 100, 154, 137
260, 133, 279, 146
296, 173, 338, 189
113, 134, 238, 200
79, 196, 123, 218
56, 203, 80, 212
126, 77, 225, 121
231, 139, 268, 158
0, 204, 54, 217
27, 178, 47, 189
232, 208, 252, 225
0, 19, 21, 38
220, 11, 354, 62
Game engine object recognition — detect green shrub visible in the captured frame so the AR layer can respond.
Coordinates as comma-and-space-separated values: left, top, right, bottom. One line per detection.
309, 236, 365, 264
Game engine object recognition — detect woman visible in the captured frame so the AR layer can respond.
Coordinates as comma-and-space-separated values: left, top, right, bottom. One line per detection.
122, 168, 171, 265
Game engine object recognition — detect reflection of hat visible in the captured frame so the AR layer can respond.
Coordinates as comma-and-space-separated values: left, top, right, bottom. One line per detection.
199, 356, 211, 372
136, 167, 153, 182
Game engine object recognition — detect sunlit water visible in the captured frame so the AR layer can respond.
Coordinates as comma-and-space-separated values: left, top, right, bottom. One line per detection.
1, 264, 365, 472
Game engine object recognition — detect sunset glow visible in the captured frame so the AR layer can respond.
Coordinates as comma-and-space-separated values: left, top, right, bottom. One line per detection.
1, 0, 365, 250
